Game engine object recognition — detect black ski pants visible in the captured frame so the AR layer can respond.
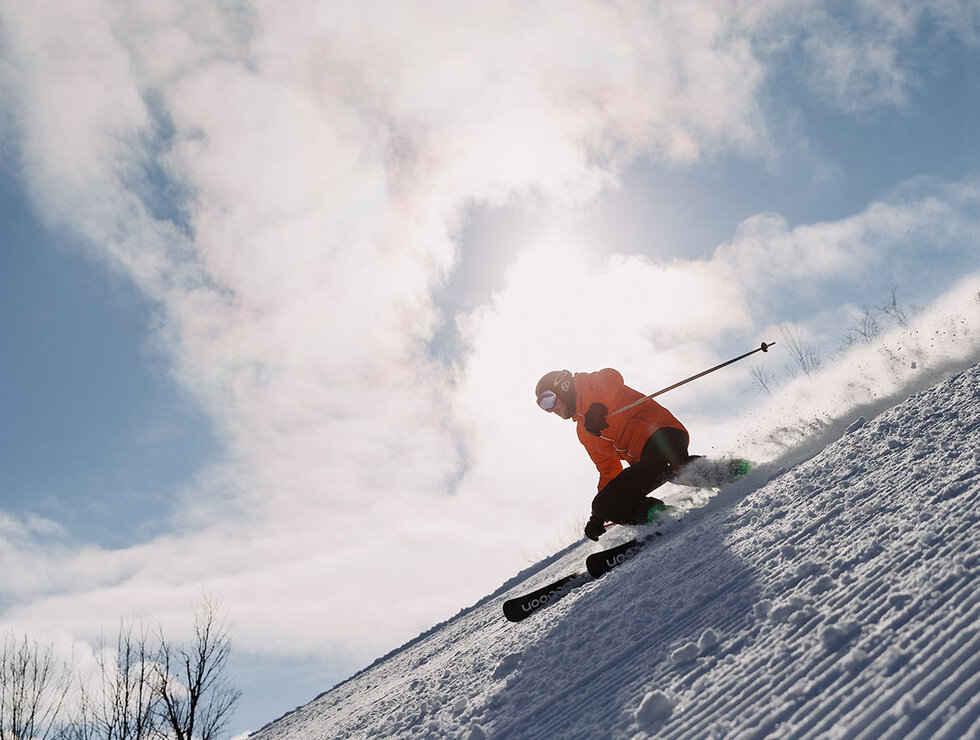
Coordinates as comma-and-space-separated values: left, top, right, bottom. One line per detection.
591, 427, 692, 525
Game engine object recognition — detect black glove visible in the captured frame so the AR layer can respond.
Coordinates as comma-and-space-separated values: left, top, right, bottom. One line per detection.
584, 515, 606, 541
584, 403, 609, 436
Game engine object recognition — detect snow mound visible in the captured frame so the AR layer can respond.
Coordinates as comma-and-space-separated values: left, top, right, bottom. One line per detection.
635, 690, 673, 726
251, 363, 980, 740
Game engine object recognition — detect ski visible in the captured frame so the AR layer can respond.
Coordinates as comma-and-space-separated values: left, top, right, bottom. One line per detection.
503, 533, 664, 621
502, 506, 683, 621
502, 572, 591, 622
585, 532, 661, 578
502, 464, 751, 621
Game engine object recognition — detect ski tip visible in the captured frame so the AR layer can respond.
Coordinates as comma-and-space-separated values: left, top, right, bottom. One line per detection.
502, 572, 587, 622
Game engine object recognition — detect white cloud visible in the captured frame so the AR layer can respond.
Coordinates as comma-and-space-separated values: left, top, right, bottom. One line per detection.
0, 0, 978, 682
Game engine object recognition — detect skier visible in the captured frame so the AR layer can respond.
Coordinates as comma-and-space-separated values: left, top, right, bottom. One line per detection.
535, 367, 700, 541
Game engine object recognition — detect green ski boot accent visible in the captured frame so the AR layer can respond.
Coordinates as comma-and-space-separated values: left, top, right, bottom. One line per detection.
645, 501, 672, 524
731, 459, 755, 480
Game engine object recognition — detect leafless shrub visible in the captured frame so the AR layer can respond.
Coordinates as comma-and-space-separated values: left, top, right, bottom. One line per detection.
841, 309, 882, 348
750, 365, 775, 395
2, 598, 240, 740
0, 633, 73, 740
780, 324, 821, 377
841, 286, 913, 350
879, 286, 910, 327
757, 287, 921, 394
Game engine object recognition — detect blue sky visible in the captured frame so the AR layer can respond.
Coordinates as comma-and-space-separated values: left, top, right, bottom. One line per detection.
1, 1, 979, 735
1, 171, 216, 547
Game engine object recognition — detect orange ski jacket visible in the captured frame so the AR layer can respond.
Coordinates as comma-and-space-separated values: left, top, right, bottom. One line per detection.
573, 368, 688, 491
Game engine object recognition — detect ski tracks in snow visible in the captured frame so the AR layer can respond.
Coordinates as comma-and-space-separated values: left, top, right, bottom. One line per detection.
628, 364, 980, 740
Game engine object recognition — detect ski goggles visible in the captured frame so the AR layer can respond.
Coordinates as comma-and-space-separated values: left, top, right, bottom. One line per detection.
537, 390, 558, 411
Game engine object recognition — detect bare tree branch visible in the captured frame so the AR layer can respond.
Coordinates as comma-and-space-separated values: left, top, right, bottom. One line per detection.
76, 620, 161, 740
0, 633, 73, 740
154, 597, 241, 740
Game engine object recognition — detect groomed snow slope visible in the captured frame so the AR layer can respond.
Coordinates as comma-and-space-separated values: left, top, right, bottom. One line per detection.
252, 363, 980, 740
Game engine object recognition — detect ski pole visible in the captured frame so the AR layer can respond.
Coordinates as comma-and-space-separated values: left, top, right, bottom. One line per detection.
608, 341, 775, 417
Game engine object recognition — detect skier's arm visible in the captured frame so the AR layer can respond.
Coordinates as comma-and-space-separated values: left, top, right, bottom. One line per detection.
578, 425, 623, 492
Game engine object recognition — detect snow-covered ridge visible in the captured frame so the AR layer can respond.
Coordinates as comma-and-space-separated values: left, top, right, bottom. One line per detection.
252, 363, 980, 739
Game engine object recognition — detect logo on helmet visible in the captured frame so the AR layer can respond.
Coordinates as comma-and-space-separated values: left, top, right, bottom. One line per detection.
553, 371, 572, 394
